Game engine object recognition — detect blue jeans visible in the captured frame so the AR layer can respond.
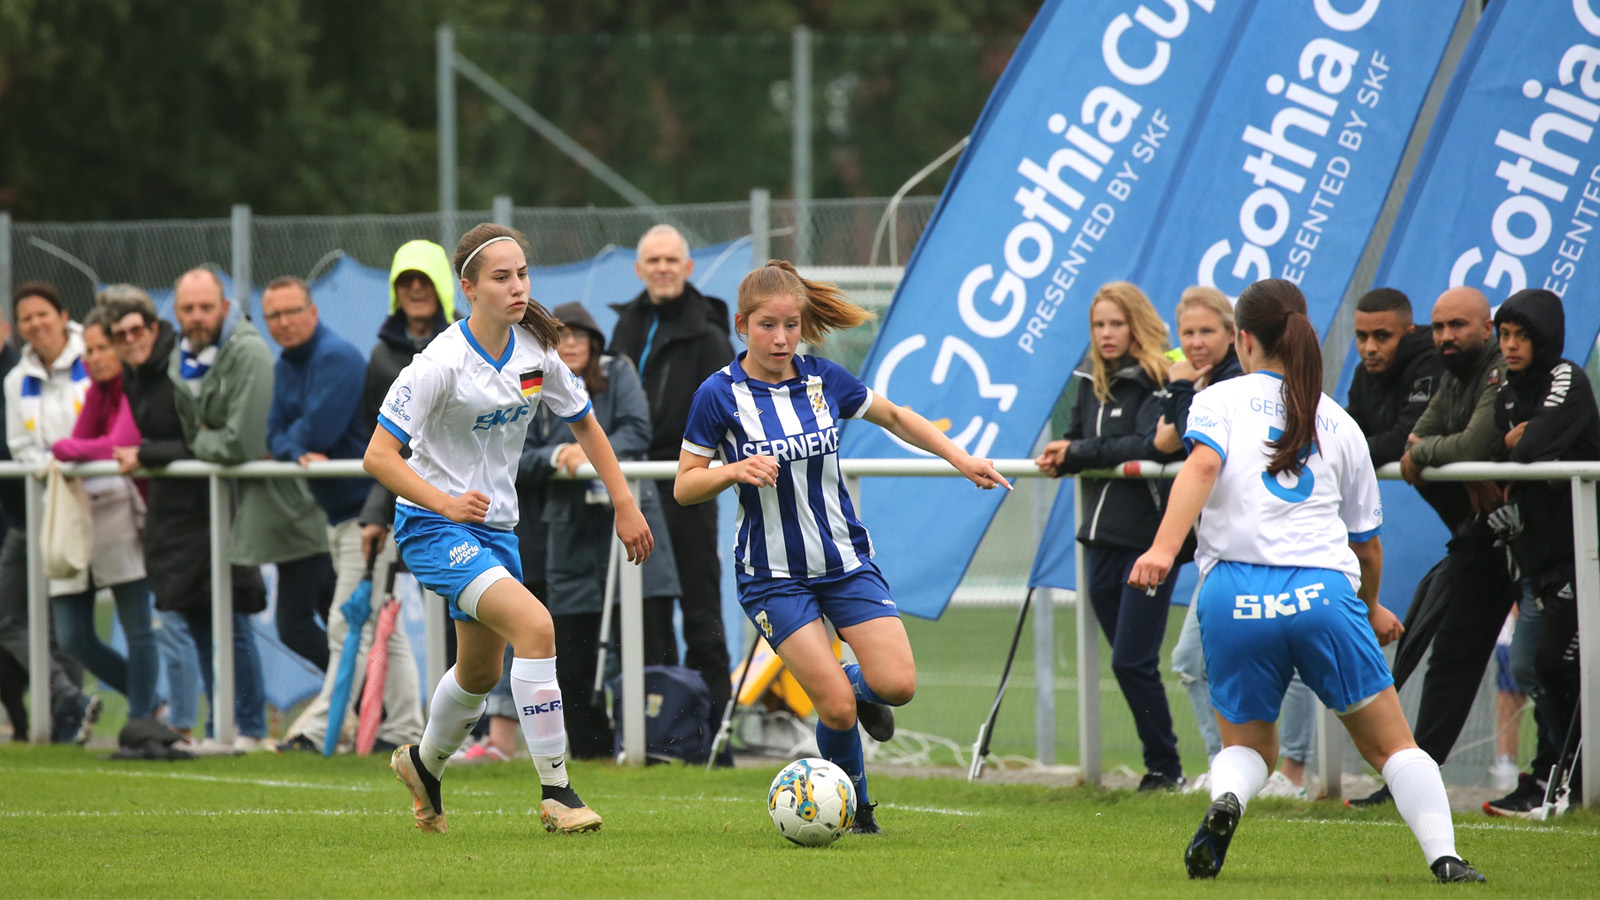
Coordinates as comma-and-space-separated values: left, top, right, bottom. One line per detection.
51, 579, 159, 719
1172, 579, 1315, 763
155, 609, 202, 731
179, 607, 267, 739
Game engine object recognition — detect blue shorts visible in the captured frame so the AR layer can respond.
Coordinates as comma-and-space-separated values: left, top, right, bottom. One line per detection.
394, 504, 523, 622
1197, 561, 1393, 724
736, 560, 900, 648
1494, 643, 1518, 694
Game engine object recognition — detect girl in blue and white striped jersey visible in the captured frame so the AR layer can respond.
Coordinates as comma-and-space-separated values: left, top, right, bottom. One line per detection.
676, 261, 1010, 834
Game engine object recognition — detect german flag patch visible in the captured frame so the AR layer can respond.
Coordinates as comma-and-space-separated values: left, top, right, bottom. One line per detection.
521, 369, 543, 398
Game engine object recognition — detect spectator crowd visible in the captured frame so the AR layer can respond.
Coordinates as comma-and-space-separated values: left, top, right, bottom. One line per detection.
0, 227, 1588, 817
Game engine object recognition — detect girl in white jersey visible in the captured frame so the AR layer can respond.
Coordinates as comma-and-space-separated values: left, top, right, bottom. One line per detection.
1129, 278, 1483, 885
366, 224, 653, 836
676, 261, 1010, 834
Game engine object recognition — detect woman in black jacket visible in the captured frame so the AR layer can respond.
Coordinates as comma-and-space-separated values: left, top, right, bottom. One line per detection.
1037, 280, 1186, 790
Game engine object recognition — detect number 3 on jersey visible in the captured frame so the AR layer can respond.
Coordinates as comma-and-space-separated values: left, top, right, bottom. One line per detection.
1260, 427, 1315, 503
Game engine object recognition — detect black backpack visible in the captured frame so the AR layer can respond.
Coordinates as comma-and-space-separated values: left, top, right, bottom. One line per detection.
612, 666, 712, 764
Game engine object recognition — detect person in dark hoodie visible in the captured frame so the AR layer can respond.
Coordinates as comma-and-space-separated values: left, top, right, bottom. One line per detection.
608, 224, 735, 763
1037, 280, 1186, 791
520, 302, 680, 757
1483, 288, 1600, 816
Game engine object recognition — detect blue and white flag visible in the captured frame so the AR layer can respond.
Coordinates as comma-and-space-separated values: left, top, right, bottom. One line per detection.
1030, 0, 1465, 596
844, 0, 1257, 618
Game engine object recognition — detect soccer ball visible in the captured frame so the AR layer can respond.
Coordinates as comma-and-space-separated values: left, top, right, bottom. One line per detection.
768, 758, 856, 846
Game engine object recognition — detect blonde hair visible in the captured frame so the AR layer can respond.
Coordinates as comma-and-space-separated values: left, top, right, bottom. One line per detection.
736, 260, 876, 345
1088, 281, 1170, 402
1174, 285, 1235, 335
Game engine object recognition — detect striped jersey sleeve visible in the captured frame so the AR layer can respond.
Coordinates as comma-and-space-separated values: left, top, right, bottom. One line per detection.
682, 373, 731, 458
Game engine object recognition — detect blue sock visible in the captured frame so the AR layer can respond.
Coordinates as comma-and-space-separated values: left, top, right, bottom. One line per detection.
816, 719, 869, 807
843, 663, 891, 706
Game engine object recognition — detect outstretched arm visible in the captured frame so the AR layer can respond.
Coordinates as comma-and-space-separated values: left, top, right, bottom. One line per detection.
565, 412, 652, 564
861, 391, 1011, 490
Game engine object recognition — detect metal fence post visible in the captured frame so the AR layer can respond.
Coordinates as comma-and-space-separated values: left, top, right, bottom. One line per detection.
0, 211, 12, 312
492, 195, 513, 227
1073, 479, 1100, 784
438, 24, 458, 252
230, 204, 251, 311
24, 473, 49, 743
791, 26, 812, 266
620, 480, 646, 765
750, 188, 771, 267
1034, 587, 1055, 765
1315, 706, 1343, 800
208, 474, 236, 743
423, 589, 445, 702
1572, 476, 1599, 808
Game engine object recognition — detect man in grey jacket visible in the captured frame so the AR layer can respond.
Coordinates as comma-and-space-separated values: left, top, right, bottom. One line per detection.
1350, 286, 1519, 807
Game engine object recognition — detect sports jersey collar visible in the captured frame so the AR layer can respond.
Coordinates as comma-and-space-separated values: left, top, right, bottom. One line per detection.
731, 350, 809, 387
460, 319, 516, 371
1255, 369, 1284, 381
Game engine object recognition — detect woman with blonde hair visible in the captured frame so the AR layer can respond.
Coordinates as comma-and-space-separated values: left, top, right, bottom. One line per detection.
1036, 280, 1187, 790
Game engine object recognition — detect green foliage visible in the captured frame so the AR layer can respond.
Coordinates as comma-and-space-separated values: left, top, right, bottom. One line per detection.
0, 0, 1029, 221
0, 745, 1594, 897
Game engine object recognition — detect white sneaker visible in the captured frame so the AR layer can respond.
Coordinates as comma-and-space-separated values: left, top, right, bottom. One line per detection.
1258, 770, 1307, 799
1182, 772, 1211, 795
1489, 756, 1519, 793
233, 735, 271, 753
183, 738, 240, 757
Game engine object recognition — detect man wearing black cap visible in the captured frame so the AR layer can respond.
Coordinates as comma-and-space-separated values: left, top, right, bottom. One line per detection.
1484, 289, 1600, 815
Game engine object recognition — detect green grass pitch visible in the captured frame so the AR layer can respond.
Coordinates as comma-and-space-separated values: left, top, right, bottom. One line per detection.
1, 745, 1594, 898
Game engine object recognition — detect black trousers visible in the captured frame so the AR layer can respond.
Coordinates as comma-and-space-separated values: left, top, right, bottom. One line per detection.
655, 482, 732, 729
552, 611, 616, 759
1411, 524, 1518, 765
1085, 544, 1182, 778
274, 552, 335, 673
1532, 565, 1581, 779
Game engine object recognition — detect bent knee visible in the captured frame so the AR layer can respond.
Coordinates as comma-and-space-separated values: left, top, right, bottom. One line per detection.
873, 671, 916, 707
816, 694, 859, 731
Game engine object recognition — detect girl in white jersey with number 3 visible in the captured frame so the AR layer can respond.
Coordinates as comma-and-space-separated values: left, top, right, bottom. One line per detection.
677, 261, 1010, 834
366, 224, 652, 836
1129, 279, 1483, 884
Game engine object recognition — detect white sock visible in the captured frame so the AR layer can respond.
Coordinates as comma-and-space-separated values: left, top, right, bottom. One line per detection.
1209, 745, 1269, 813
510, 656, 570, 788
1384, 747, 1458, 866
417, 666, 488, 779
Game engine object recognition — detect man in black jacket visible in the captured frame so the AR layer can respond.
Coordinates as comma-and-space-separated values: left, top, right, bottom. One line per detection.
1345, 288, 1460, 522
609, 224, 735, 762
1485, 288, 1600, 815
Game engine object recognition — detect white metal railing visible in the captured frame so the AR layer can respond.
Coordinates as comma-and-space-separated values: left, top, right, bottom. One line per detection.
4, 457, 1594, 808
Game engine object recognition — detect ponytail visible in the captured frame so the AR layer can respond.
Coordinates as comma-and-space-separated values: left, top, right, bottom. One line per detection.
1234, 278, 1322, 477
736, 260, 876, 344
452, 222, 563, 349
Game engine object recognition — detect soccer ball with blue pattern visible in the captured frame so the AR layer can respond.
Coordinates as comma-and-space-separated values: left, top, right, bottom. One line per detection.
768, 758, 856, 846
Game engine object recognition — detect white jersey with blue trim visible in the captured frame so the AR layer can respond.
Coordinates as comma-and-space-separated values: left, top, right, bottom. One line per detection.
682, 352, 874, 579
1183, 371, 1381, 582
377, 321, 591, 531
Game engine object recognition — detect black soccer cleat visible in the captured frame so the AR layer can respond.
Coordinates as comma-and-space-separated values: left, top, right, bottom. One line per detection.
1185, 792, 1242, 879
1483, 773, 1546, 819
1431, 856, 1486, 883
850, 801, 882, 835
856, 701, 896, 743
1346, 784, 1391, 809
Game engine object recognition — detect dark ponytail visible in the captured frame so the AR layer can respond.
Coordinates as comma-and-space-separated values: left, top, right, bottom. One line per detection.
452, 223, 562, 349
1235, 278, 1322, 477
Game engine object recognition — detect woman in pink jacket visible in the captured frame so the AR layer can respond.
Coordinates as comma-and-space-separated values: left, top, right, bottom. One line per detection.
48, 306, 158, 721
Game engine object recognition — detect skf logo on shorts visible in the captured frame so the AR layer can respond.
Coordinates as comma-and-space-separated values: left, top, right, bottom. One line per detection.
1233, 583, 1325, 620
755, 610, 773, 639
521, 700, 563, 715
448, 541, 481, 568
474, 404, 530, 430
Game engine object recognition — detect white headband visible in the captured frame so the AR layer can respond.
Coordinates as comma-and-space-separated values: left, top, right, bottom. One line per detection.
460, 235, 516, 276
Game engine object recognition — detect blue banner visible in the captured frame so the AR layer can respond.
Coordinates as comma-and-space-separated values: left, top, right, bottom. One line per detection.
1028, 0, 1465, 597
843, 0, 1260, 618
1325, 0, 1600, 617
